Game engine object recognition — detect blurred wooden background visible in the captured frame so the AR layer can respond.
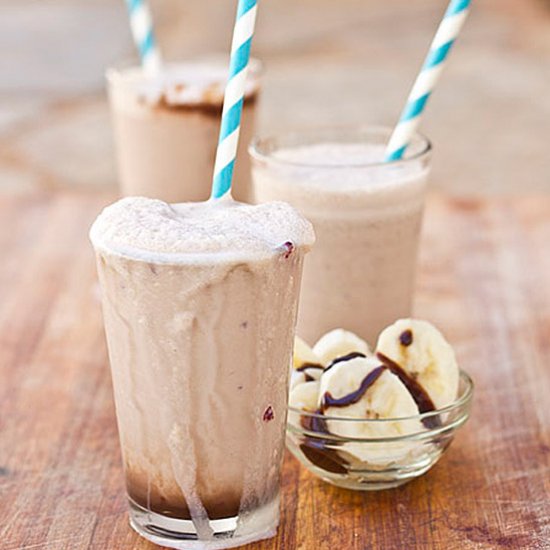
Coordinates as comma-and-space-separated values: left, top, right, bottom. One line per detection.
0, 0, 549, 195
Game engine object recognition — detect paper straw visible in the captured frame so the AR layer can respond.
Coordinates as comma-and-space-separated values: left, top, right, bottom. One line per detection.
385, 0, 471, 161
125, 0, 161, 73
211, 0, 259, 200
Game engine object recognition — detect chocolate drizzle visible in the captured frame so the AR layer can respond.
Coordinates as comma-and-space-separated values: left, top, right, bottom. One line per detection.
299, 442, 348, 474
376, 352, 439, 428
321, 366, 386, 411
400, 329, 414, 347
324, 352, 367, 372
296, 363, 324, 382
296, 363, 324, 372
299, 366, 385, 475
300, 414, 348, 474
301, 412, 328, 435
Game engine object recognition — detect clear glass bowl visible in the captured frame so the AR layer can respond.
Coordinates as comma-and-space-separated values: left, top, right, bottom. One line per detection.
286, 370, 474, 490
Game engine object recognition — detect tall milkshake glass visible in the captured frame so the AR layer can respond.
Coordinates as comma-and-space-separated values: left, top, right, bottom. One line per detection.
90, 197, 314, 549
250, 126, 432, 346
107, 57, 261, 203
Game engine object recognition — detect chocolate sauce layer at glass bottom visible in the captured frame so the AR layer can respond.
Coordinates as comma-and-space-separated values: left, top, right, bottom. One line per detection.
126, 472, 278, 520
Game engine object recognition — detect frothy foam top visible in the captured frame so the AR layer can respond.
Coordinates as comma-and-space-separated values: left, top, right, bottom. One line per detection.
266, 143, 428, 191
110, 59, 261, 107
273, 143, 386, 166
90, 197, 315, 264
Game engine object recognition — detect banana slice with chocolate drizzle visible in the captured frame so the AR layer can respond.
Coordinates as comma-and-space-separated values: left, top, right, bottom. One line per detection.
291, 336, 324, 390
313, 329, 372, 366
318, 355, 422, 464
376, 319, 459, 410
293, 336, 320, 370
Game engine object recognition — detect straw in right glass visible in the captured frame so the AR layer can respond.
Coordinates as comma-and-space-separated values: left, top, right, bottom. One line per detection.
385, 0, 472, 162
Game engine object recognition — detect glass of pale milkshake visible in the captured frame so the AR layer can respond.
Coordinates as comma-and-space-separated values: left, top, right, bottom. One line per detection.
250, 126, 432, 346
90, 197, 314, 548
107, 57, 261, 203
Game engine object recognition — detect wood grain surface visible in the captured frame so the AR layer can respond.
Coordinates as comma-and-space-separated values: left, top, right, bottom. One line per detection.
0, 192, 549, 550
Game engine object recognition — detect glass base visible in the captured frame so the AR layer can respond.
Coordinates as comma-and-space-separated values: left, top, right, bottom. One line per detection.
128, 497, 278, 550
315, 463, 434, 491
287, 436, 443, 491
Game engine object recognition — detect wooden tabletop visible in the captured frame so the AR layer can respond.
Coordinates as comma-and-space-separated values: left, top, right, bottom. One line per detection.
1, 192, 549, 550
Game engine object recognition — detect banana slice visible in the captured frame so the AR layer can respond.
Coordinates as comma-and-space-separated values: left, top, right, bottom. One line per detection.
291, 336, 324, 389
289, 380, 320, 411
288, 380, 321, 429
376, 319, 459, 410
318, 355, 422, 465
293, 336, 321, 369
319, 356, 421, 424
290, 366, 324, 390
313, 329, 372, 366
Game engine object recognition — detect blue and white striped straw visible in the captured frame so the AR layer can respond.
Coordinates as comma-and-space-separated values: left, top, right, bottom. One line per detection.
211, 0, 259, 200
125, 0, 161, 74
385, 0, 471, 161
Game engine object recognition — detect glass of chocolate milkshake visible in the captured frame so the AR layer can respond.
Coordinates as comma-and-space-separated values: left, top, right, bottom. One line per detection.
90, 197, 314, 548
250, 126, 432, 346
107, 57, 261, 203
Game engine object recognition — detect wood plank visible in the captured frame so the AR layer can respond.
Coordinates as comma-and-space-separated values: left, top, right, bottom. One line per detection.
0, 193, 548, 550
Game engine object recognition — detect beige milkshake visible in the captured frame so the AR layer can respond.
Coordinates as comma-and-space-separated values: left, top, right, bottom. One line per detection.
250, 127, 431, 346
90, 197, 314, 549
107, 59, 261, 203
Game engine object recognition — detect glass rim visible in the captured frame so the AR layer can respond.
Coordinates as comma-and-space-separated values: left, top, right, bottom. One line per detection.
106, 56, 264, 84
288, 369, 474, 424
249, 125, 432, 170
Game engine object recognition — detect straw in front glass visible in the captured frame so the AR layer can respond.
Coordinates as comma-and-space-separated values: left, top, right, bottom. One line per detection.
211, 0, 259, 200
124, 0, 161, 74
385, 0, 472, 161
